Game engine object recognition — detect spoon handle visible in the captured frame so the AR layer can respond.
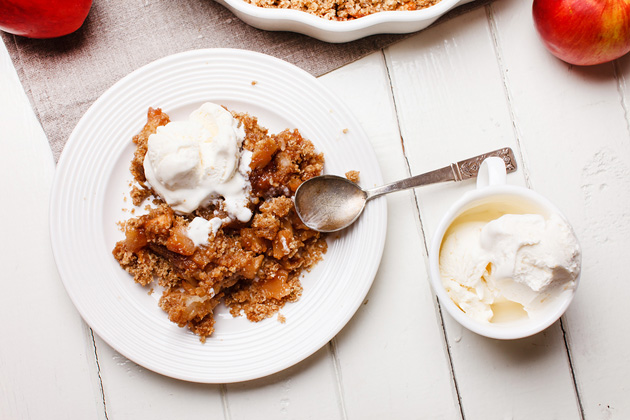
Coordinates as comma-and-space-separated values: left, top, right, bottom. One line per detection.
365, 147, 517, 200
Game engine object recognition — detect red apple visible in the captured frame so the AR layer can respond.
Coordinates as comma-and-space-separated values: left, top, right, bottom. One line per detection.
532, 0, 630, 66
0, 0, 93, 39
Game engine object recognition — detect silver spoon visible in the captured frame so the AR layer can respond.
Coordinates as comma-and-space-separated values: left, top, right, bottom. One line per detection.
294, 147, 517, 232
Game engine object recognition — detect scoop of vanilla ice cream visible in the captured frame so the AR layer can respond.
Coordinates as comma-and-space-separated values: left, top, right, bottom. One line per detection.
143, 102, 251, 221
481, 214, 581, 291
439, 212, 581, 323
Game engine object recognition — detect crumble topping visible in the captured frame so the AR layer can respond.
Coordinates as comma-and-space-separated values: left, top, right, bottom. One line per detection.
113, 107, 327, 341
242, 0, 442, 21
345, 170, 360, 183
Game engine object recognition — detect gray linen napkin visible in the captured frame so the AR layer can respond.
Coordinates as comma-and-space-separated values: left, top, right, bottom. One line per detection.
2, 0, 487, 161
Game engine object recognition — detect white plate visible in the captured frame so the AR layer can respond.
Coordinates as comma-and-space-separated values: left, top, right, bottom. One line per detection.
50, 49, 387, 383
215, 0, 473, 43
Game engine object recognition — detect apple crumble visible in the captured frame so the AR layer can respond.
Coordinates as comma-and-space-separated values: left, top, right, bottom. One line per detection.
242, 0, 442, 20
113, 106, 327, 341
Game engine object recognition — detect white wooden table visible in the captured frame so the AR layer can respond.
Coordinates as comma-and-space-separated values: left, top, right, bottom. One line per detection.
2, 0, 629, 418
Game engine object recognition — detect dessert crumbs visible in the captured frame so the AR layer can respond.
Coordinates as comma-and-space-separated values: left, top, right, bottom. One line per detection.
345, 170, 360, 183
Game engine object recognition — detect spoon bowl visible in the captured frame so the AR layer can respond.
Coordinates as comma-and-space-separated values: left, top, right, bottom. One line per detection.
294, 175, 368, 232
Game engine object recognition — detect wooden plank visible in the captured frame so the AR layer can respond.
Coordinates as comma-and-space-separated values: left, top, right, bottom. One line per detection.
226, 346, 343, 420
94, 336, 227, 419
318, 52, 461, 419
0, 39, 105, 420
386, 6, 582, 418
492, 0, 630, 417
